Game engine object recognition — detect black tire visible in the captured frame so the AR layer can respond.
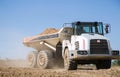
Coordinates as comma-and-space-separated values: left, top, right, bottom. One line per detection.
37, 50, 53, 69
96, 60, 111, 69
64, 48, 77, 70
27, 51, 37, 68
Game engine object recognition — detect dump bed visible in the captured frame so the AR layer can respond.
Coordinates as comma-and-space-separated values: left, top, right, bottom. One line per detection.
23, 27, 72, 51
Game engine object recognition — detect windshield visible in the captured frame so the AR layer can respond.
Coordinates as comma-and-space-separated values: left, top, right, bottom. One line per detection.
72, 22, 104, 35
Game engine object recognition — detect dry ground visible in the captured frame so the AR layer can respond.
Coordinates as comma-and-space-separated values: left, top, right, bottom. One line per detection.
0, 59, 120, 77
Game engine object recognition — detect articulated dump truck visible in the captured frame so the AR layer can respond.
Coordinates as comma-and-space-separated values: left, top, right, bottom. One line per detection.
23, 21, 119, 70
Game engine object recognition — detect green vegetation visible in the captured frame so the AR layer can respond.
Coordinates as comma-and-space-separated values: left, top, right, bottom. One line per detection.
112, 55, 120, 66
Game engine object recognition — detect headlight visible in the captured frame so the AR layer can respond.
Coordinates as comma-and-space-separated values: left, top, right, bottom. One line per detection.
77, 51, 88, 55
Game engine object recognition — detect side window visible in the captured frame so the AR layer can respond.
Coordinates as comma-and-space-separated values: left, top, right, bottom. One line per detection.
97, 25, 103, 34
92, 27, 95, 33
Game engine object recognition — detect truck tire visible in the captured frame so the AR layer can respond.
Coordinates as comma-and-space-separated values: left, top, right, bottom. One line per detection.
27, 51, 37, 68
37, 50, 53, 69
64, 48, 77, 70
96, 60, 111, 69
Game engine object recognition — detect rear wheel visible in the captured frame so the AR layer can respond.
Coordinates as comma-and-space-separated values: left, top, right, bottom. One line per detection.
27, 51, 37, 68
64, 48, 77, 70
37, 50, 53, 69
96, 60, 111, 69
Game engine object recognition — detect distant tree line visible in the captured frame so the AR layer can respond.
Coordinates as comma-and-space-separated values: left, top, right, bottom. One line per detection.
112, 55, 120, 66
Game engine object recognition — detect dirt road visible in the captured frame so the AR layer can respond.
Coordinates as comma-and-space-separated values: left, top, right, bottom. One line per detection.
0, 66, 120, 77
0, 59, 120, 77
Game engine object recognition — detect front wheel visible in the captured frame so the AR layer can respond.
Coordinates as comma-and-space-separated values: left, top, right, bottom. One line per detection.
96, 60, 111, 69
64, 48, 77, 70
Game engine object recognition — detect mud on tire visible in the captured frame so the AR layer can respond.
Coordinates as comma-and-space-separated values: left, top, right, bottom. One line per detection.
37, 50, 53, 69
96, 60, 111, 69
64, 48, 77, 70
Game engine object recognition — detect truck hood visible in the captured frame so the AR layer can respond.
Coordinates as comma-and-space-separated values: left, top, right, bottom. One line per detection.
81, 33, 108, 40
73, 33, 109, 50
70, 33, 109, 50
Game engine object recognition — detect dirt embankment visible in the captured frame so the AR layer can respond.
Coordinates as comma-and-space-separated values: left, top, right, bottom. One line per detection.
0, 59, 28, 67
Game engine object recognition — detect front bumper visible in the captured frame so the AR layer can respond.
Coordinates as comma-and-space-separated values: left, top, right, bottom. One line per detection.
69, 50, 119, 60
71, 55, 119, 60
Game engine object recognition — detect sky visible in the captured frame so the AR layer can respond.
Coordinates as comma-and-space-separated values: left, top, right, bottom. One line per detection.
0, 0, 120, 59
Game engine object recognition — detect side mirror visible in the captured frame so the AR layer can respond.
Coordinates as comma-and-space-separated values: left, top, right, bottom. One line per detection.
105, 24, 110, 34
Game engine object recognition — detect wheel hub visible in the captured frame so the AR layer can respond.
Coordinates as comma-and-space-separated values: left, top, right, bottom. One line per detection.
39, 55, 46, 66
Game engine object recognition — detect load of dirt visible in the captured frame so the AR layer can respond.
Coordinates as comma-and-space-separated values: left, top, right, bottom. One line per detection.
39, 28, 59, 35
23, 28, 59, 43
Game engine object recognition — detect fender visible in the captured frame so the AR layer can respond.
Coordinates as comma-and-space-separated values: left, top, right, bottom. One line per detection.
62, 40, 72, 58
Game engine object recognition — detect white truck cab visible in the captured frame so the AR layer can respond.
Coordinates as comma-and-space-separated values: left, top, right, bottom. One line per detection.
62, 21, 119, 70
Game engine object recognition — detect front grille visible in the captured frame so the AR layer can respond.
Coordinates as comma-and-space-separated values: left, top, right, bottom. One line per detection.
90, 39, 109, 54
